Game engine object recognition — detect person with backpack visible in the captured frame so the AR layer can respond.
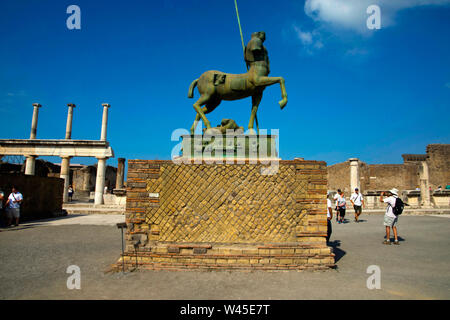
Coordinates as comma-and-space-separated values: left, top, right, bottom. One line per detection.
380, 188, 404, 245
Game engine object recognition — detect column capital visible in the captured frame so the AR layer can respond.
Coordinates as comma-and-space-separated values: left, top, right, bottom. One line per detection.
32, 103, 42, 108
67, 103, 76, 108
349, 158, 359, 163
102, 103, 111, 108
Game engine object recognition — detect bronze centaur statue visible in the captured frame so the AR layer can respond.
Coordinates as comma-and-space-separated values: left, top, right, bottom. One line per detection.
188, 31, 287, 134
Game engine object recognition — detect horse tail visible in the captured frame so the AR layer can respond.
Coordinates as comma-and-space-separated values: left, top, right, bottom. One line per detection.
188, 79, 199, 98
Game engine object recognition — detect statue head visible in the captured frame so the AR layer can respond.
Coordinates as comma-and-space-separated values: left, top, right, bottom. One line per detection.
251, 31, 266, 42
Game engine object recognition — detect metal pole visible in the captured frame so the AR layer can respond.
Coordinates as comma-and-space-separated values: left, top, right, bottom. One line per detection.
121, 229, 124, 273
234, 0, 259, 133
234, 0, 246, 59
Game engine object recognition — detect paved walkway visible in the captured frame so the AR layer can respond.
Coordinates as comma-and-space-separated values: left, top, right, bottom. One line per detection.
0, 214, 449, 299
19, 214, 125, 227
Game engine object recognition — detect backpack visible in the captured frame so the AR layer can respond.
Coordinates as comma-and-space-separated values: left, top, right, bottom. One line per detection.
392, 197, 404, 216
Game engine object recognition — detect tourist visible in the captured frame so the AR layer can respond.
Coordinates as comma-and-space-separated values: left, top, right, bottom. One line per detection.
333, 189, 341, 222
68, 185, 74, 202
350, 188, 364, 223
326, 192, 333, 244
436, 186, 442, 191
0, 189, 4, 229
446, 184, 450, 190
5, 186, 23, 227
380, 188, 400, 245
337, 190, 346, 224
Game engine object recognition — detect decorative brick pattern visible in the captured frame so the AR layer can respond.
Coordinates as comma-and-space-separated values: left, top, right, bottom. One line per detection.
113, 159, 334, 272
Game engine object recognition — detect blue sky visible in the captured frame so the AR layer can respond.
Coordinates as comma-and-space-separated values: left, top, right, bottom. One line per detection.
1, 0, 449, 168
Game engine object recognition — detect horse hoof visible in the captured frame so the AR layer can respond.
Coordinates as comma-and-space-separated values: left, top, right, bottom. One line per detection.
247, 128, 257, 135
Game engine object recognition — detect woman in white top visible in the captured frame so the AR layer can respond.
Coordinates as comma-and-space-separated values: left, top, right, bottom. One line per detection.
337, 191, 346, 224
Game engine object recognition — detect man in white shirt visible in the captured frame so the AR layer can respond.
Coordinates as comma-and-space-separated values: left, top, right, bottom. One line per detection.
333, 189, 341, 222
380, 188, 400, 245
5, 186, 23, 227
350, 188, 364, 223
326, 192, 333, 244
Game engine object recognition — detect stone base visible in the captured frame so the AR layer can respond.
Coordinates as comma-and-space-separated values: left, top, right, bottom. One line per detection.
180, 134, 278, 159
114, 159, 335, 272
113, 243, 334, 272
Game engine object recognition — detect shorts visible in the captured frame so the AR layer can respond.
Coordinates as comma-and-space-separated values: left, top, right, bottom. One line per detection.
338, 208, 346, 218
384, 215, 398, 227
354, 205, 362, 214
6, 208, 20, 219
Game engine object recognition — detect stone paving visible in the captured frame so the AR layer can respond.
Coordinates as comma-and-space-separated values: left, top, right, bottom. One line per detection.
0, 214, 449, 299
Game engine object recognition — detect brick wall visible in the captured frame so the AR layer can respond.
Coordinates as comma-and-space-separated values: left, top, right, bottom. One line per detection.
427, 144, 450, 189
327, 144, 450, 194
114, 159, 335, 272
0, 174, 64, 221
327, 161, 350, 193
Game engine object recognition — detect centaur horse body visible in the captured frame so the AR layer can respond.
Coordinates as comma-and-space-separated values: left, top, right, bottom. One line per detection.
188, 31, 287, 134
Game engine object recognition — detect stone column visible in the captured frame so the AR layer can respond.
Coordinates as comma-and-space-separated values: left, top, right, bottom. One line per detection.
25, 156, 37, 175
60, 156, 71, 203
349, 158, 360, 193
25, 103, 42, 175
30, 103, 41, 139
65, 103, 76, 139
94, 157, 107, 205
419, 161, 431, 208
100, 103, 110, 141
115, 158, 125, 189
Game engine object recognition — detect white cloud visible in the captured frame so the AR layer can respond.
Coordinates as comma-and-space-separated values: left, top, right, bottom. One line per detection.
292, 24, 324, 54
293, 25, 313, 45
304, 0, 450, 32
346, 48, 369, 56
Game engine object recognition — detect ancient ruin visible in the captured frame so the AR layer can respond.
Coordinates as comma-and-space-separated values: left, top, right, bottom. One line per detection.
0, 103, 122, 205
327, 144, 450, 209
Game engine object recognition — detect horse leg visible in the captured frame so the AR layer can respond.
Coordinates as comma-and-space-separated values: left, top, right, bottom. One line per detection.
248, 93, 262, 134
254, 76, 287, 109
190, 113, 201, 135
190, 99, 221, 134
192, 94, 212, 132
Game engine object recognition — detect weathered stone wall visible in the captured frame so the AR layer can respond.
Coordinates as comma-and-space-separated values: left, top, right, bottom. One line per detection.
115, 159, 335, 272
427, 144, 450, 189
327, 161, 350, 193
0, 174, 64, 221
363, 164, 414, 191
327, 144, 449, 195
72, 165, 117, 192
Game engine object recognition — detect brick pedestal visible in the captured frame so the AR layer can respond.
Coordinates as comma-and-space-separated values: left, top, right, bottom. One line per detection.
112, 159, 335, 272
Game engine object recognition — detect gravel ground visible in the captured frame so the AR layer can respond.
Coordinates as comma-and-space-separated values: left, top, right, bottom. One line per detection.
0, 214, 449, 299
